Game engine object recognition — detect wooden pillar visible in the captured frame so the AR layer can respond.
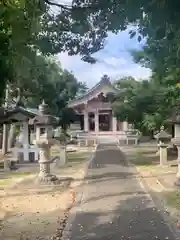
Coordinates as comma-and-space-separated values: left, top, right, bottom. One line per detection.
95, 110, 99, 132
84, 110, 89, 132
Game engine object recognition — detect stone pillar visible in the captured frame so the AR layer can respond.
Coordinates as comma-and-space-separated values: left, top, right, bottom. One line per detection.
36, 126, 41, 141
22, 122, 29, 161
112, 117, 117, 132
95, 110, 99, 132
176, 146, 180, 177
123, 121, 128, 131
59, 145, 66, 166
175, 125, 180, 137
84, 110, 89, 132
22, 122, 29, 145
4, 159, 10, 172
159, 142, 168, 166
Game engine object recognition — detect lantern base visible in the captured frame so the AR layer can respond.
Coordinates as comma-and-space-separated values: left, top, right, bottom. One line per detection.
36, 174, 61, 185
174, 177, 180, 187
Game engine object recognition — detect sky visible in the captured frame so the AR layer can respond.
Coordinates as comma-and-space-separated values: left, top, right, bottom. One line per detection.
56, 13, 151, 88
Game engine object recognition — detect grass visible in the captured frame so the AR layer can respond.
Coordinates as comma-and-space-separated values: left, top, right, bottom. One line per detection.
0, 171, 33, 187
130, 150, 155, 167
67, 151, 92, 166
51, 146, 93, 168
165, 191, 180, 210
0, 147, 93, 187
8, 171, 32, 178
0, 179, 12, 186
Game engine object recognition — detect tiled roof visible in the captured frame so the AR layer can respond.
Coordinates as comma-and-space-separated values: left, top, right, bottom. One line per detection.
68, 76, 118, 107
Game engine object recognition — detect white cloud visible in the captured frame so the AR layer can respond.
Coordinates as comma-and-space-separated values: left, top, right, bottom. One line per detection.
57, 52, 151, 87
103, 57, 128, 67
57, 31, 152, 87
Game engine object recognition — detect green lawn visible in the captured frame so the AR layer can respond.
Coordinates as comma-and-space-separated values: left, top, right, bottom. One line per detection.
129, 148, 159, 167
0, 178, 12, 186
130, 151, 154, 167
0, 171, 33, 187
67, 151, 92, 166
165, 191, 180, 210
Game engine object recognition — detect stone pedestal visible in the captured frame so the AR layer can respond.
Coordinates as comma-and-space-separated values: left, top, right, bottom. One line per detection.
156, 126, 171, 165
159, 142, 168, 166
38, 145, 51, 178
171, 138, 180, 186
4, 159, 10, 172
36, 139, 58, 183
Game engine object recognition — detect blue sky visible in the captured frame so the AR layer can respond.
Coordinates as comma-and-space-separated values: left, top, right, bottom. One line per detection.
57, 29, 151, 88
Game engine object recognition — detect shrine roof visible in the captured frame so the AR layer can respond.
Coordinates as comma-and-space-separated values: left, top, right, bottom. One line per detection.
68, 76, 118, 107
0, 106, 40, 124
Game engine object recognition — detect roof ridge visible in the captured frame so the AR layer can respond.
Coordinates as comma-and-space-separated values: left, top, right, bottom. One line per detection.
68, 76, 113, 104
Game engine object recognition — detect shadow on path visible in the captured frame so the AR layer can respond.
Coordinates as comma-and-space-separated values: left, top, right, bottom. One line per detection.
66, 143, 177, 240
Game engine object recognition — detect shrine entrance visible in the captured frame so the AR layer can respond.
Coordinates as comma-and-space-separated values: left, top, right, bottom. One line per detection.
99, 112, 111, 131
89, 112, 95, 131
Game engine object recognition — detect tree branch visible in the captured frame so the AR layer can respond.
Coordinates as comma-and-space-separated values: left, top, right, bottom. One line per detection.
44, 0, 73, 10
44, 0, 101, 11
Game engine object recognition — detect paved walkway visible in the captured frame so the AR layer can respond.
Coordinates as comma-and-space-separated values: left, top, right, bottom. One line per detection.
66, 144, 176, 240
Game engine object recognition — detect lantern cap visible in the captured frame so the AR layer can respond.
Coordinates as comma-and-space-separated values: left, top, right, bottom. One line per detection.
156, 126, 171, 141
29, 101, 59, 126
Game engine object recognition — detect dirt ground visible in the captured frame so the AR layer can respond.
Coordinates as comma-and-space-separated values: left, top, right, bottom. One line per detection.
0, 189, 73, 240
0, 147, 94, 240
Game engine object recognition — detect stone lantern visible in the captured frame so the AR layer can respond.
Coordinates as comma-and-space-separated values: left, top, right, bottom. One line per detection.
167, 110, 180, 186
156, 126, 171, 166
29, 100, 59, 183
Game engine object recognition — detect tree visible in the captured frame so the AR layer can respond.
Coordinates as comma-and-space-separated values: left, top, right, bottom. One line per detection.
114, 76, 139, 90
111, 73, 180, 135
7, 55, 85, 130
42, 0, 180, 61
2, 0, 180, 110
126, 24, 180, 134
0, 0, 105, 101
76, 82, 88, 97
111, 77, 172, 135
0, 0, 46, 100
2, 0, 179, 98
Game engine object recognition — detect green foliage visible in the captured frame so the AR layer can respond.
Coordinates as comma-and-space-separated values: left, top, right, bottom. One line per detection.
111, 76, 180, 135
8, 55, 87, 129
114, 76, 139, 90
1, 0, 180, 135
0, 0, 105, 101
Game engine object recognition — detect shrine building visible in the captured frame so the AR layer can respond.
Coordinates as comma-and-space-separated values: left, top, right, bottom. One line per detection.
68, 75, 130, 136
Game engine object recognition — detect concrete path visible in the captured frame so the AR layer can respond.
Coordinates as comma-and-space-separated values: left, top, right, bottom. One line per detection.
65, 144, 177, 240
